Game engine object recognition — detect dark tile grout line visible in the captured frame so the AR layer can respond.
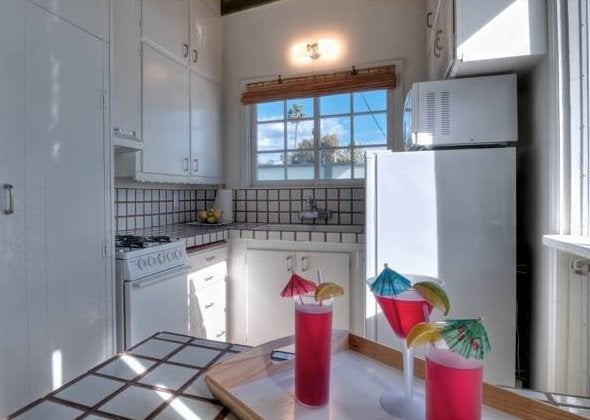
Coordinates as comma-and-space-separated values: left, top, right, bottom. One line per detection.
8, 332, 250, 420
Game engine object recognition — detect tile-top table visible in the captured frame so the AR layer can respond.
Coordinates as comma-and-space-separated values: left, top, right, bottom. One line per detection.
8, 332, 251, 420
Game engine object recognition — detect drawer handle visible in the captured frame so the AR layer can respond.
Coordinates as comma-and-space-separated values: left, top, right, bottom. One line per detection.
426, 11, 433, 28
204, 275, 214, 282
286, 255, 294, 273
301, 256, 309, 272
216, 331, 225, 338
205, 302, 214, 309
205, 256, 216, 261
183, 43, 189, 58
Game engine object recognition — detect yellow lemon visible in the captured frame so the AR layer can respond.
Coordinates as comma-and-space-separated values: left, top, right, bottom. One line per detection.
314, 282, 344, 302
406, 322, 442, 348
199, 211, 208, 220
413, 281, 450, 316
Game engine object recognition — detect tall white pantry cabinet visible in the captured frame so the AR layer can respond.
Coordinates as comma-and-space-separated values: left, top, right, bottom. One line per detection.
0, 1, 113, 416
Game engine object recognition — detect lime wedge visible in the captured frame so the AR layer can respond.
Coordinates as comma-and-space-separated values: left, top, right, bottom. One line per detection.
315, 282, 344, 302
413, 281, 450, 315
406, 322, 442, 348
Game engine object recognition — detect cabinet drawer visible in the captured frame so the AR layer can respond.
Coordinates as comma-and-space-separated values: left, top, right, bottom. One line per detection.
187, 246, 227, 269
188, 263, 226, 290
196, 280, 225, 313
203, 310, 226, 341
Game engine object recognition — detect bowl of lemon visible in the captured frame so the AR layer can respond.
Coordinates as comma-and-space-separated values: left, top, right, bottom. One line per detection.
198, 208, 223, 224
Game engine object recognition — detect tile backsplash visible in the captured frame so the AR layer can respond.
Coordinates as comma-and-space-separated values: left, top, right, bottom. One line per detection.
233, 187, 365, 225
115, 187, 217, 232
116, 186, 366, 232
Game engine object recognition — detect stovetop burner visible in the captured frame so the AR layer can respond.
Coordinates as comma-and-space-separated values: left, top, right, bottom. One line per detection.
115, 235, 171, 250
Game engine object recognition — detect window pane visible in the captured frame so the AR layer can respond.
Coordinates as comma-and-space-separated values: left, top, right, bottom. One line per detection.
320, 148, 352, 180
287, 98, 314, 119
287, 151, 315, 180
287, 119, 314, 150
320, 117, 351, 147
257, 101, 284, 121
353, 146, 387, 179
257, 122, 284, 151
320, 93, 350, 116
354, 113, 387, 145
353, 90, 387, 113
257, 152, 284, 181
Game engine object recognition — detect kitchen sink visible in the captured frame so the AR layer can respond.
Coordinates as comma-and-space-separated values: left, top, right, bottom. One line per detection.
250, 223, 363, 233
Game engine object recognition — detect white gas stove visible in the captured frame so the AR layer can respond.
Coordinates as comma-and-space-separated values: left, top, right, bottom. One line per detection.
115, 235, 190, 349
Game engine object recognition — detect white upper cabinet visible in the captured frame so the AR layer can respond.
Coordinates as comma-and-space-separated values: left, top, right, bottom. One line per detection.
191, 73, 222, 180
142, 45, 190, 176
190, 0, 222, 82
142, 0, 190, 64
27, 0, 109, 41
112, 0, 142, 147
426, 0, 547, 80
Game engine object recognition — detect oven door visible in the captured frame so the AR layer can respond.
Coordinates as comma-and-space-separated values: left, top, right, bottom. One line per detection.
124, 265, 191, 348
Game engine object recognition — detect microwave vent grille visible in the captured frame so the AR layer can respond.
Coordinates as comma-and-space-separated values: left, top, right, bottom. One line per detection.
441, 91, 451, 135
426, 92, 436, 134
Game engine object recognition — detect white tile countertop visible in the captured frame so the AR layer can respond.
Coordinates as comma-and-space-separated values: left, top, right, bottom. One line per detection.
8, 332, 249, 420
120, 223, 365, 249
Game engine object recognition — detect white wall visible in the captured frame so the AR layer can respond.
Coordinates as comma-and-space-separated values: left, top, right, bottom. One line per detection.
221, 0, 427, 188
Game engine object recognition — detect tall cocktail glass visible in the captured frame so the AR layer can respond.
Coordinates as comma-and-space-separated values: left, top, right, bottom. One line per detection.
295, 296, 333, 407
426, 344, 484, 420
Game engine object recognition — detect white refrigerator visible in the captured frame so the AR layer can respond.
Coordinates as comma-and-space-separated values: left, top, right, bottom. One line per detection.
365, 147, 516, 386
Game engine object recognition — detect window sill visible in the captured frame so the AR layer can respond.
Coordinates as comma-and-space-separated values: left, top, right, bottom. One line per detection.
542, 235, 590, 259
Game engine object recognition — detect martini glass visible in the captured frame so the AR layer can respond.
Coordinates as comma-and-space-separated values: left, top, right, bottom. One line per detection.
374, 274, 444, 419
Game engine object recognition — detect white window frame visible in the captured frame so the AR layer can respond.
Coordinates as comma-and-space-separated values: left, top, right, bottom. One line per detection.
239, 60, 405, 188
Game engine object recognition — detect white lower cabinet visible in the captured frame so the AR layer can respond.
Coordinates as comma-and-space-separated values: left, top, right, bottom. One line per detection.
245, 249, 351, 346
187, 246, 228, 341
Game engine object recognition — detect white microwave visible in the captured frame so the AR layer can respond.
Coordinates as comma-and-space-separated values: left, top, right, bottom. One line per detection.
402, 74, 518, 150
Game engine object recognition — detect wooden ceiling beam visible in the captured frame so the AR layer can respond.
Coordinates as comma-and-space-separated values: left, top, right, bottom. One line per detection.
221, 0, 284, 16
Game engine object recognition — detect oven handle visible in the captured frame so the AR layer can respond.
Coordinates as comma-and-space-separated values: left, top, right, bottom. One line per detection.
131, 265, 192, 289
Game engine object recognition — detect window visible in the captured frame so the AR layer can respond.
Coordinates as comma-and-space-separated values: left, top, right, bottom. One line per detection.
253, 90, 389, 183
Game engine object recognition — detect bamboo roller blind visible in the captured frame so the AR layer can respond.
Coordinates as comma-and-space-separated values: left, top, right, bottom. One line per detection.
241, 65, 396, 104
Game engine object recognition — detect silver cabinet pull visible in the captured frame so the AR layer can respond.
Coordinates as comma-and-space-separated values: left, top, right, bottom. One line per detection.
216, 330, 225, 338
192, 49, 198, 63
434, 30, 443, 57
3, 184, 13, 215
205, 255, 216, 261
426, 11, 433, 28
183, 43, 189, 58
205, 302, 214, 309
183, 158, 189, 171
286, 255, 294, 273
301, 256, 310, 272
193, 158, 199, 172
204, 275, 214, 282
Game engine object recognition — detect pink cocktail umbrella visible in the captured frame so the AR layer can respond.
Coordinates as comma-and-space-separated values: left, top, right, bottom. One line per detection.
280, 273, 318, 298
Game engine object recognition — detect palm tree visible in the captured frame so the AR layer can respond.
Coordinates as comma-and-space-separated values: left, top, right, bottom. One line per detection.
287, 103, 305, 149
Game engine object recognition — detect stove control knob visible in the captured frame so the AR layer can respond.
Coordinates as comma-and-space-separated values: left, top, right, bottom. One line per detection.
148, 256, 156, 267
158, 253, 165, 264
175, 250, 182, 259
138, 259, 147, 270
167, 251, 175, 261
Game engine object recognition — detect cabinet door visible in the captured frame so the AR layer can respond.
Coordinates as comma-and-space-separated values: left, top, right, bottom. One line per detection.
142, 45, 190, 176
189, 0, 222, 81
27, 0, 108, 40
112, 0, 141, 142
190, 73, 222, 180
0, 1, 29, 415
142, 0, 189, 63
430, 0, 454, 80
247, 250, 296, 346
296, 252, 350, 331
25, 0, 110, 397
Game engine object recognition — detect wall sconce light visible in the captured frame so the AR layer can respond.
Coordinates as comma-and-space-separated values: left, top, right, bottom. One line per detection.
307, 42, 321, 60
290, 37, 342, 65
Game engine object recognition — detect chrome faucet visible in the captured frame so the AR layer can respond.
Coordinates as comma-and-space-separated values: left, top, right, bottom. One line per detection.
299, 198, 331, 220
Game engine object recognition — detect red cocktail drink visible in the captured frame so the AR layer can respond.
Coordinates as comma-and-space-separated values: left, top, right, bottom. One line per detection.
376, 290, 433, 338
426, 346, 484, 420
295, 298, 333, 407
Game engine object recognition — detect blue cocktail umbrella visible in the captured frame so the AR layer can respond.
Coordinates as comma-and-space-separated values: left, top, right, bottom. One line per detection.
368, 264, 412, 297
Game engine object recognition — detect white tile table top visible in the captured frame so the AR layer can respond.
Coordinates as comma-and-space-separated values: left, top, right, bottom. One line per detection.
95, 354, 156, 380
53, 375, 124, 407
153, 396, 224, 420
129, 339, 182, 359
98, 385, 172, 419
139, 363, 199, 391
13, 401, 83, 420
168, 345, 221, 368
